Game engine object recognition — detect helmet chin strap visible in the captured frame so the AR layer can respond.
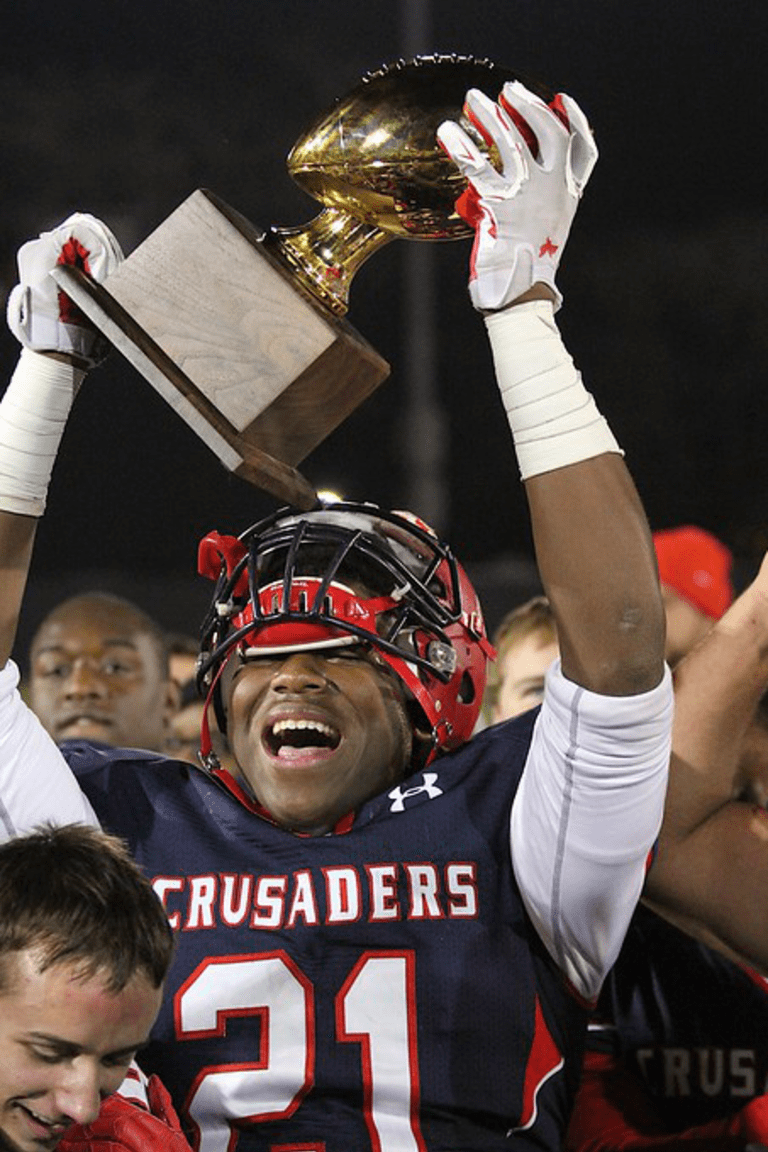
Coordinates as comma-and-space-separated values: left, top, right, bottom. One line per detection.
199, 657, 229, 770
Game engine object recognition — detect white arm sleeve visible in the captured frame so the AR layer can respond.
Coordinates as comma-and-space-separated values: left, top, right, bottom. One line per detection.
511, 659, 672, 1002
0, 661, 98, 839
115, 1062, 151, 1108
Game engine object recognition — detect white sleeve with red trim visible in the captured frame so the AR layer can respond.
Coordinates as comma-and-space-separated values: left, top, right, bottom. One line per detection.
511, 659, 672, 1003
114, 1062, 151, 1110
0, 660, 98, 838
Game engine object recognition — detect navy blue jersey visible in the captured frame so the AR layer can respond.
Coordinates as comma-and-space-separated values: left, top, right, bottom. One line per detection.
591, 904, 768, 1130
63, 713, 590, 1152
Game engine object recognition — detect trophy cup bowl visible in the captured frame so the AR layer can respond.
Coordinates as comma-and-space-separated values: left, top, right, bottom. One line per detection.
264, 54, 525, 314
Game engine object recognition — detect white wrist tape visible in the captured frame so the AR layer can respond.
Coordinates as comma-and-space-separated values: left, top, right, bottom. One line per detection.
0, 348, 84, 516
485, 300, 622, 480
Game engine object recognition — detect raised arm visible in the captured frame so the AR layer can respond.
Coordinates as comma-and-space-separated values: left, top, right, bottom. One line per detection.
0, 216, 122, 837
0, 512, 38, 669
438, 83, 665, 697
0, 214, 122, 663
439, 83, 671, 1001
644, 553, 768, 970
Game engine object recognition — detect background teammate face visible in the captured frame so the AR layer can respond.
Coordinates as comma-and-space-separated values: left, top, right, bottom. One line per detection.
0, 950, 160, 1151
493, 633, 559, 723
225, 645, 411, 835
29, 599, 175, 751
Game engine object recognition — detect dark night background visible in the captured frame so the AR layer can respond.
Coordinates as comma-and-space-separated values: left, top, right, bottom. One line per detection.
1, 0, 766, 658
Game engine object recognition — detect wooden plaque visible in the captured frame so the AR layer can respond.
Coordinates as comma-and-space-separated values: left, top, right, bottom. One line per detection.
53, 190, 391, 509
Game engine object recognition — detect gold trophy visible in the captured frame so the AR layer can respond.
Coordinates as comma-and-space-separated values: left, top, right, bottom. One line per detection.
53, 55, 517, 507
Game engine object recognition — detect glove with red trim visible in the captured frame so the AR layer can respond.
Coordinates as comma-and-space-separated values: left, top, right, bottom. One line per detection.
58, 1075, 193, 1152
6, 212, 123, 366
436, 80, 597, 312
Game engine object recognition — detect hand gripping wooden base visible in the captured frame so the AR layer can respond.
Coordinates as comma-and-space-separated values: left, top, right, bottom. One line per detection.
52, 190, 391, 509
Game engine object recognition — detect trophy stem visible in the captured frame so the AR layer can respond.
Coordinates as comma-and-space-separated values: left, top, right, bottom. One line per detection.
264, 209, 394, 316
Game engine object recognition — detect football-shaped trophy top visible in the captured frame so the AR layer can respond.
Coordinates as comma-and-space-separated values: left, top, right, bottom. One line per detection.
266, 54, 529, 313
287, 54, 519, 240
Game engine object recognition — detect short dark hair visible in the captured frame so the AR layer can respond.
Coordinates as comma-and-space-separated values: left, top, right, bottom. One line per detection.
31, 591, 170, 676
0, 824, 174, 994
166, 632, 200, 659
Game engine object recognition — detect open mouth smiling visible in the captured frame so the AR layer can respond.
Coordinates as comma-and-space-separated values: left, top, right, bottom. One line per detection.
15, 1100, 70, 1139
264, 717, 341, 762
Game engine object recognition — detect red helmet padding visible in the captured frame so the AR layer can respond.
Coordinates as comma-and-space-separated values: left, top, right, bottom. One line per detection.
233, 579, 390, 652
198, 531, 249, 593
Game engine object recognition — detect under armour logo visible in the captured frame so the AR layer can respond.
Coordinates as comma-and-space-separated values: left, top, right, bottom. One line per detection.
539, 236, 558, 257
388, 773, 443, 812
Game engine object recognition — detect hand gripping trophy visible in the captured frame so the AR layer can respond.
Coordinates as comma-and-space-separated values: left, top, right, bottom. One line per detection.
53, 55, 519, 506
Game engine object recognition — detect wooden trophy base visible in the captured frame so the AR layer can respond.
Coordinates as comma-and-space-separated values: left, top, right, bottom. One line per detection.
53, 190, 391, 509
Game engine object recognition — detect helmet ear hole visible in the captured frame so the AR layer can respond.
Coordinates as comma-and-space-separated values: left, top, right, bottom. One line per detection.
457, 671, 475, 705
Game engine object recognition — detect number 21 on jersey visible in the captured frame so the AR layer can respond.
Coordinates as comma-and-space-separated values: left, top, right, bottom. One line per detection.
176, 949, 426, 1152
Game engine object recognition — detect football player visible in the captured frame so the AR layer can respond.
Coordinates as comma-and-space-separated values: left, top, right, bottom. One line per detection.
27, 591, 179, 752
0, 82, 672, 1150
481, 596, 559, 725
645, 552, 768, 962
566, 552, 768, 1151
0, 823, 190, 1152
483, 591, 768, 1149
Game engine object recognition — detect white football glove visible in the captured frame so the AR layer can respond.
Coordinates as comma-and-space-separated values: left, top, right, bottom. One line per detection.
6, 212, 123, 366
437, 81, 598, 311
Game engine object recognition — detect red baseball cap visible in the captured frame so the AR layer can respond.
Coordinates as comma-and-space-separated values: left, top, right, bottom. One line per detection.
653, 525, 734, 620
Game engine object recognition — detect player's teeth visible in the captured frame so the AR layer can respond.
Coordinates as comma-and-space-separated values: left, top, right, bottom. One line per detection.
22, 1105, 58, 1128
273, 719, 334, 738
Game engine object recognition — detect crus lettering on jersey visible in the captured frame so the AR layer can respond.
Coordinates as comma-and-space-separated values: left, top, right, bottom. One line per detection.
635, 1047, 768, 1100
152, 860, 479, 931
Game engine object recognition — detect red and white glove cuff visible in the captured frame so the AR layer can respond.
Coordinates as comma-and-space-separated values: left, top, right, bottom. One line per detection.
0, 349, 84, 516
7, 283, 99, 363
485, 301, 622, 480
6, 212, 123, 368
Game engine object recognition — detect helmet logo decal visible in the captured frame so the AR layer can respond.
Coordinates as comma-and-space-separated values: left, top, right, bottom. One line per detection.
388, 773, 443, 812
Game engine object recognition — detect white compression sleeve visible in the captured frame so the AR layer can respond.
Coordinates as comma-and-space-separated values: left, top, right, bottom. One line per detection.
511, 659, 673, 1002
0, 661, 98, 840
485, 300, 622, 480
0, 348, 84, 516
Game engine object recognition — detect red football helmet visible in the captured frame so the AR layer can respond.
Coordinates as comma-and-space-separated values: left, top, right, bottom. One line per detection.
196, 502, 495, 766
